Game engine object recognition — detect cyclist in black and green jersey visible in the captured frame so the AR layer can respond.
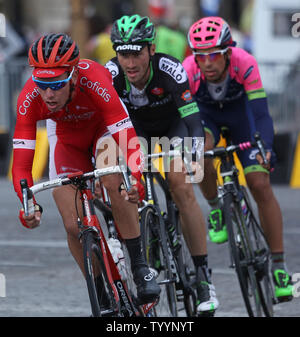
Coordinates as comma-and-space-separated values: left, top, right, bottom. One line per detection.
105, 14, 219, 316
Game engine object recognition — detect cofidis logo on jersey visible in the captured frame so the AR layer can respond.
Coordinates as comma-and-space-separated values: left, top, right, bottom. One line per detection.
18, 88, 40, 115
80, 77, 111, 102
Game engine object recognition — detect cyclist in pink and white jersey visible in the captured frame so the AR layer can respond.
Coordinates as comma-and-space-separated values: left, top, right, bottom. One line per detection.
12, 33, 160, 307
183, 17, 293, 302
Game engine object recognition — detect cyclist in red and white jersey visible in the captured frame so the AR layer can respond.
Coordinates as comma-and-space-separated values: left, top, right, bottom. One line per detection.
12, 33, 160, 306
183, 17, 293, 302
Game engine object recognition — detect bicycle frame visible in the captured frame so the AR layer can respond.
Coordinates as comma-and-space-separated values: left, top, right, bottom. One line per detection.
140, 151, 197, 315
204, 131, 274, 316
93, 182, 158, 316
20, 165, 147, 317
77, 181, 140, 317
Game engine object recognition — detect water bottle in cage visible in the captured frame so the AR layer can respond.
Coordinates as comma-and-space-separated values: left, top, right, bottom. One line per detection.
107, 238, 127, 281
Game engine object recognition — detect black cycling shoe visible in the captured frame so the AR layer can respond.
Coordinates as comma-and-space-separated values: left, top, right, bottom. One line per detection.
133, 265, 161, 304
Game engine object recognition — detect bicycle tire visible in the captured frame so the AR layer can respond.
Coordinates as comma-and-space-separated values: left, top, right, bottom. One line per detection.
241, 187, 274, 316
223, 192, 263, 317
175, 217, 197, 317
82, 230, 120, 317
140, 206, 178, 317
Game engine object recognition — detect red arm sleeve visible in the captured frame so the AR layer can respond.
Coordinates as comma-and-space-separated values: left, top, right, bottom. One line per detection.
81, 60, 144, 180
12, 80, 40, 202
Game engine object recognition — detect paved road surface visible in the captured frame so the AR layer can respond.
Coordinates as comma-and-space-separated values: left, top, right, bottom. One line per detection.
0, 178, 299, 317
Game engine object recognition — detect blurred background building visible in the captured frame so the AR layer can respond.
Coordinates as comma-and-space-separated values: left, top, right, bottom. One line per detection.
0, 0, 300, 185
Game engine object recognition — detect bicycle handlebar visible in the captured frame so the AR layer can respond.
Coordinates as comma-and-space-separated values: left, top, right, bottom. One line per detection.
20, 164, 132, 215
145, 149, 182, 160
204, 132, 268, 164
145, 149, 199, 182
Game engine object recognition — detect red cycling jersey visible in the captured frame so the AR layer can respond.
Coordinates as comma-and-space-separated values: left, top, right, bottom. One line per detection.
12, 59, 143, 202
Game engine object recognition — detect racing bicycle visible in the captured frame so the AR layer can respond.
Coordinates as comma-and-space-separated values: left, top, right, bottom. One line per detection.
20, 160, 156, 317
205, 129, 275, 317
139, 150, 198, 317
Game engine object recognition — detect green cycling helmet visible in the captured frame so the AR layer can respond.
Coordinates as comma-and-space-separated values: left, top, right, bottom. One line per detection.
111, 14, 155, 48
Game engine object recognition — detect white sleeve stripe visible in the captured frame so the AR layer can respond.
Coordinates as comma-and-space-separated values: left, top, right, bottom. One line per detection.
107, 117, 133, 135
13, 139, 36, 150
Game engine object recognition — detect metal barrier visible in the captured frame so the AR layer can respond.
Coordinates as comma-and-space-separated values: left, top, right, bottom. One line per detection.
258, 61, 300, 133
0, 57, 31, 134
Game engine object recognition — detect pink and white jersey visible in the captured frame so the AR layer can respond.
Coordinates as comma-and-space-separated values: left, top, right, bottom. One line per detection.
13, 59, 143, 202
182, 47, 266, 104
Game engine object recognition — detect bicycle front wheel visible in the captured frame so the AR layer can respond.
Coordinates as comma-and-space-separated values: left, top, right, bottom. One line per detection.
176, 218, 197, 317
242, 187, 274, 316
223, 193, 263, 317
82, 230, 120, 317
140, 207, 178, 317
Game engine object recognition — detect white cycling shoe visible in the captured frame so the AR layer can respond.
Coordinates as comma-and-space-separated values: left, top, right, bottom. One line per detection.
196, 282, 219, 316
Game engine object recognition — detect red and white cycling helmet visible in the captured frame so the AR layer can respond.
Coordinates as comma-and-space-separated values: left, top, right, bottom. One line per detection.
28, 33, 80, 78
188, 16, 235, 50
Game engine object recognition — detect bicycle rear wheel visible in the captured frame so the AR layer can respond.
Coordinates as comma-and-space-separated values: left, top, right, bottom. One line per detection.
140, 207, 178, 316
223, 193, 263, 317
82, 230, 120, 317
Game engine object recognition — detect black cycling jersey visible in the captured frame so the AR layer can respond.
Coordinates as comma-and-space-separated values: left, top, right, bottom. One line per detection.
105, 53, 204, 159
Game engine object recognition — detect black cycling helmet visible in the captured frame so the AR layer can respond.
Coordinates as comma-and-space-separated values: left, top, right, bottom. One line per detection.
111, 14, 155, 52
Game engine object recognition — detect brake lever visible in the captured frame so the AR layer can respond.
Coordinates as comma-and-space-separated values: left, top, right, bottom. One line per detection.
254, 132, 268, 165
118, 156, 132, 192
20, 179, 34, 216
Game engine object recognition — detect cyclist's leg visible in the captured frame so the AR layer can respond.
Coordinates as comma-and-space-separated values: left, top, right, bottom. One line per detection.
166, 119, 219, 314
231, 100, 293, 302
245, 171, 293, 300
196, 108, 227, 244
94, 133, 161, 304
47, 119, 96, 275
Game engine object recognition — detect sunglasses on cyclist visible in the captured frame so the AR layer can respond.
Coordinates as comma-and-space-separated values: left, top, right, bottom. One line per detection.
32, 67, 74, 91
193, 48, 228, 62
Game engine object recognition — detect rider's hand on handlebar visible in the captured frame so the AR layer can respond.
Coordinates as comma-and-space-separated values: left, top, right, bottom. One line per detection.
93, 180, 102, 199
256, 151, 271, 171
120, 179, 145, 204
183, 161, 204, 183
19, 208, 42, 229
